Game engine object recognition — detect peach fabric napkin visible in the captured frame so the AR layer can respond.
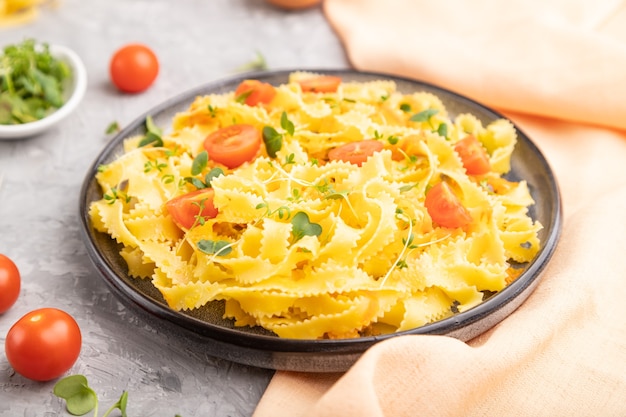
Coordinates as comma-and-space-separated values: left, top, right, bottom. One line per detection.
254, 1, 626, 416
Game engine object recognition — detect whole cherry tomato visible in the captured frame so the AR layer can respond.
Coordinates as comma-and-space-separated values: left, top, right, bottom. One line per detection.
5, 308, 82, 381
0, 254, 20, 314
109, 43, 159, 93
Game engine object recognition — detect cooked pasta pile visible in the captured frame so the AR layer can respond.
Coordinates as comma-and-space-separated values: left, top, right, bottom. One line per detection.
89, 72, 542, 339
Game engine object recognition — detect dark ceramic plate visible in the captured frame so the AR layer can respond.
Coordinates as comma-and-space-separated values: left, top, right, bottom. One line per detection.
79, 69, 562, 372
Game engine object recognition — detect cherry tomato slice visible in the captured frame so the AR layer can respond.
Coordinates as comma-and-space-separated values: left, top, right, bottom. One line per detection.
424, 182, 472, 229
235, 80, 276, 106
166, 189, 219, 230
109, 43, 159, 93
297, 75, 342, 93
0, 254, 20, 313
5, 308, 81, 381
328, 140, 384, 166
203, 124, 262, 169
454, 135, 491, 175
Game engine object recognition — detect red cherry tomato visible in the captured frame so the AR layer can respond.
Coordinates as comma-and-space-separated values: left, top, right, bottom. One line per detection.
454, 135, 491, 175
5, 308, 82, 381
0, 254, 20, 314
235, 80, 276, 106
424, 182, 472, 229
297, 75, 342, 93
109, 43, 159, 93
328, 140, 384, 166
166, 189, 219, 230
203, 124, 262, 169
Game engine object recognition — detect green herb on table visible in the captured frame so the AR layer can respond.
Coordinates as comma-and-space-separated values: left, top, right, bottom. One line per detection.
105, 121, 121, 134
0, 38, 71, 125
53, 374, 128, 417
235, 50, 268, 72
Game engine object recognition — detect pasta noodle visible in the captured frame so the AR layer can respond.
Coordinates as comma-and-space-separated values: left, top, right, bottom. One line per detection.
90, 73, 542, 339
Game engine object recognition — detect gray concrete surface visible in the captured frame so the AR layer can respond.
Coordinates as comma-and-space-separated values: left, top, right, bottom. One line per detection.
0, 1, 348, 415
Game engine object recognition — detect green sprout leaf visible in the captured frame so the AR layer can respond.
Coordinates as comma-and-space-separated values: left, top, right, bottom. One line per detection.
399, 103, 412, 113
280, 111, 295, 136
145, 115, 162, 136
205, 167, 224, 187
234, 89, 253, 104
410, 108, 439, 122
197, 239, 233, 256
53, 375, 98, 416
105, 121, 120, 134
436, 123, 448, 138
139, 115, 164, 147
236, 50, 268, 72
262, 126, 283, 158
102, 391, 128, 417
191, 151, 208, 176
291, 211, 322, 242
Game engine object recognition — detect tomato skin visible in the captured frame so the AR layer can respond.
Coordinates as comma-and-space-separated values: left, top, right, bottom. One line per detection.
454, 135, 491, 175
110, 44, 159, 93
297, 75, 342, 93
424, 182, 472, 229
5, 308, 81, 381
203, 124, 262, 169
0, 254, 20, 314
166, 189, 219, 230
235, 80, 276, 106
328, 140, 384, 166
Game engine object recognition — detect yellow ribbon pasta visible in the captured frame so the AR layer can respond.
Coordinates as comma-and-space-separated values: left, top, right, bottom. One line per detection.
90, 73, 542, 339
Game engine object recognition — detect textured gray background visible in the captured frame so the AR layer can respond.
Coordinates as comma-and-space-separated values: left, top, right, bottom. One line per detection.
0, 1, 348, 415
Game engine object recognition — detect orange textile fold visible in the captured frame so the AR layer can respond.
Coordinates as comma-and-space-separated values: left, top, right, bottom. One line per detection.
253, 1, 626, 416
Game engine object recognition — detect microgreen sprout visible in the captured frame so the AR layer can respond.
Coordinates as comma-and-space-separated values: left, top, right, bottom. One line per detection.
143, 159, 167, 173
410, 108, 438, 122
291, 211, 322, 242
189, 198, 212, 228
138, 115, 164, 147
379, 209, 414, 287
105, 121, 120, 134
103, 184, 131, 205
53, 374, 128, 417
197, 239, 233, 256
262, 112, 295, 157
436, 123, 448, 139
184, 152, 224, 189
235, 50, 268, 72
207, 104, 217, 117
256, 202, 292, 220
400, 103, 412, 113
262, 126, 282, 158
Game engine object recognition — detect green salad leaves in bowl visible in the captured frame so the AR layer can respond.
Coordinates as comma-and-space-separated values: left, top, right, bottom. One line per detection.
0, 39, 87, 140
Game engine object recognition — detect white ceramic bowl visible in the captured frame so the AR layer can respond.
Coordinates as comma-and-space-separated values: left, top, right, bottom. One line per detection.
0, 44, 87, 140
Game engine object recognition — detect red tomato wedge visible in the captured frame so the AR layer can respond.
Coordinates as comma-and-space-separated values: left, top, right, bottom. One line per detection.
424, 182, 472, 229
203, 124, 262, 169
454, 135, 491, 175
297, 75, 342, 93
235, 80, 276, 106
166, 189, 219, 230
328, 140, 384, 166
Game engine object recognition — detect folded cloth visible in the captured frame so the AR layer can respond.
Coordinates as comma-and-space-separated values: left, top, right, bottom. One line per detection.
253, 1, 626, 416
